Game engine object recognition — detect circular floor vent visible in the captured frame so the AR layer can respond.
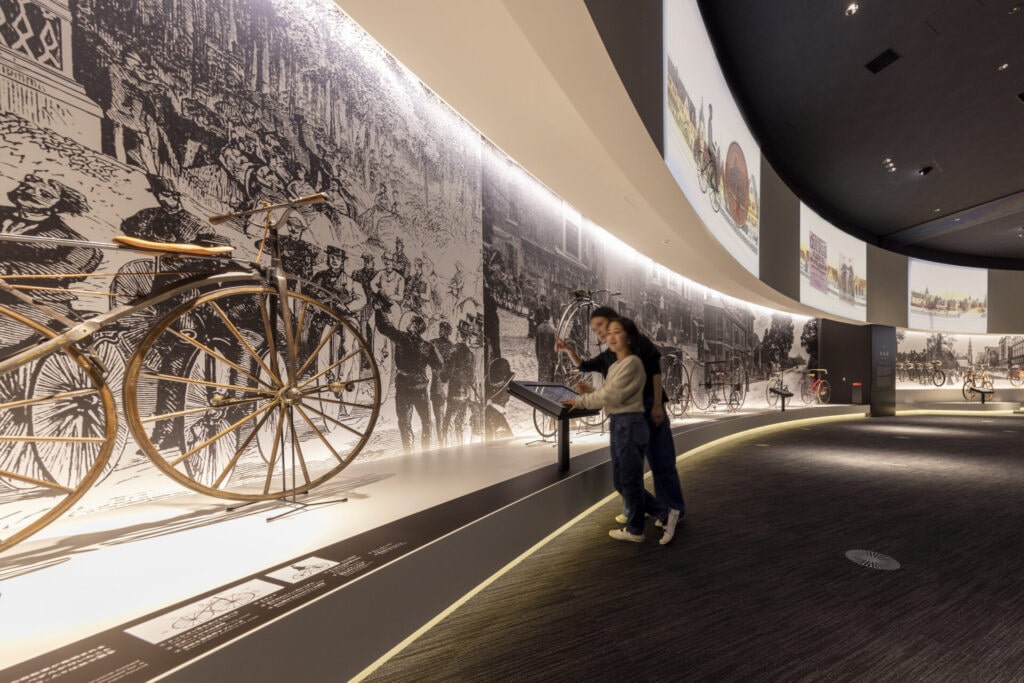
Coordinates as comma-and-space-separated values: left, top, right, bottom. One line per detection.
845, 549, 900, 570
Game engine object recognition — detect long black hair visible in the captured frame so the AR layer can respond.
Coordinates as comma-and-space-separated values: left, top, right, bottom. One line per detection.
609, 317, 641, 354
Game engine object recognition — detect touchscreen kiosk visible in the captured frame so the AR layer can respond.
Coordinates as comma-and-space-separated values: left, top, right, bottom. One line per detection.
508, 381, 602, 420
507, 381, 602, 472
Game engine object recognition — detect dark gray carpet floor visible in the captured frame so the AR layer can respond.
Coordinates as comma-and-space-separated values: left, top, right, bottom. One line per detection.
366, 415, 1024, 682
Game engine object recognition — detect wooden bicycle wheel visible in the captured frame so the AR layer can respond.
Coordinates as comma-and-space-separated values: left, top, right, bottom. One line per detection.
0, 305, 117, 553
689, 364, 711, 411
532, 408, 557, 438
124, 285, 381, 500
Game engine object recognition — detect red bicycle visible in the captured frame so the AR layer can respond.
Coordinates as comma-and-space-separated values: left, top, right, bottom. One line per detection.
800, 368, 831, 404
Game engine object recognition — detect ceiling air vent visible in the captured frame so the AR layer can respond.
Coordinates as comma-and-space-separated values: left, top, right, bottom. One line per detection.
865, 48, 900, 74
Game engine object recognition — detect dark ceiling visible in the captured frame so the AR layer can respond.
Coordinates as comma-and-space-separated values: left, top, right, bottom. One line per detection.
697, 0, 1024, 269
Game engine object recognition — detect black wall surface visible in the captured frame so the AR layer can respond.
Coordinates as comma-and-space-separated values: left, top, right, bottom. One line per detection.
584, 0, 664, 155
988, 269, 1024, 334
818, 319, 872, 405
866, 245, 909, 328
870, 325, 897, 417
758, 156, 800, 300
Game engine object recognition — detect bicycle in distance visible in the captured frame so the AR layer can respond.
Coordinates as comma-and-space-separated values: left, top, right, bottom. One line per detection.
533, 288, 618, 438
962, 366, 994, 401
799, 368, 831, 405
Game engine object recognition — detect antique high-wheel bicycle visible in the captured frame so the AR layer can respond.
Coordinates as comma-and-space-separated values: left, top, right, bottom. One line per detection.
689, 356, 746, 413
662, 349, 702, 418
532, 288, 616, 438
0, 193, 381, 553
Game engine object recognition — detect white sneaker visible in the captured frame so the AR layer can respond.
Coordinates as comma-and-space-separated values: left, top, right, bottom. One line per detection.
659, 509, 681, 545
609, 527, 645, 543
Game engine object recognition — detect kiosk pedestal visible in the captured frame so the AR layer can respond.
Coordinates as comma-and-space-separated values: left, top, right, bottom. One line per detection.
508, 381, 602, 474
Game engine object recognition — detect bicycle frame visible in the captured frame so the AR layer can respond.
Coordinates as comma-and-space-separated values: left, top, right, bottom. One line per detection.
0, 194, 322, 380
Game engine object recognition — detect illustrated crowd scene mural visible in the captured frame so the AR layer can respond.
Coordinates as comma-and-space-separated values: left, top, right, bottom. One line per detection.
0, 0, 814, 538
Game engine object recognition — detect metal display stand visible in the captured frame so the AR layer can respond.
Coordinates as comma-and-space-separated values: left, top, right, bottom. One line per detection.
974, 386, 994, 405
769, 387, 794, 412
508, 381, 601, 473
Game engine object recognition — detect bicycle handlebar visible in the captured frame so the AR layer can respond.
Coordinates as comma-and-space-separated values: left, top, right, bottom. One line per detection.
208, 193, 328, 225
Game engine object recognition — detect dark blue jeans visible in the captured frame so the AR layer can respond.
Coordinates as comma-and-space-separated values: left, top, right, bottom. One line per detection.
610, 412, 650, 535
644, 396, 686, 516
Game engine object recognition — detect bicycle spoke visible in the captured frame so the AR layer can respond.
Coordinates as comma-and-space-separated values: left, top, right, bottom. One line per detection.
140, 396, 269, 424
139, 372, 277, 396
274, 289, 298, 383
0, 388, 99, 412
296, 348, 363, 389
295, 320, 345, 379
295, 404, 344, 463
163, 326, 270, 392
209, 301, 281, 387
169, 401, 277, 467
212, 404, 277, 490
299, 393, 376, 410
0, 435, 104, 443
260, 292, 282, 385
263, 404, 286, 495
298, 400, 365, 439
286, 409, 312, 486
292, 300, 309, 358
0, 467, 75, 494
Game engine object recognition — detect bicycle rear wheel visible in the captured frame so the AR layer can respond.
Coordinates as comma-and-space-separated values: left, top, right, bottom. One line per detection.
124, 285, 381, 500
532, 408, 557, 438
800, 378, 814, 404
0, 306, 117, 553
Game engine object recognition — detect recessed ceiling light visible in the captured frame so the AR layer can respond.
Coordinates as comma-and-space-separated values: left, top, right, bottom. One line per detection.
883, 158, 892, 164
954, 217, 962, 222
888, 166, 897, 173
934, 208, 941, 213
998, 63, 1010, 71
845, 3, 860, 16
1010, 4, 1022, 15
918, 166, 933, 176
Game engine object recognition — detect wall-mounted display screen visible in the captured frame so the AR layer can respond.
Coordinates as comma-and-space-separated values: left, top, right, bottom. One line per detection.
908, 259, 988, 333
799, 204, 867, 321
663, 0, 761, 276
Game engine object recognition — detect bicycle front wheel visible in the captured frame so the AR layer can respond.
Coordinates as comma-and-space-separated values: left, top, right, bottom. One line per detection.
962, 380, 976, 401
1010, 370, 1024, 388
816, 379, 831, 404
931, 369, 945, 387
124, 285, 381, 500
689, 366, 711, 412
0, 306, 117, 553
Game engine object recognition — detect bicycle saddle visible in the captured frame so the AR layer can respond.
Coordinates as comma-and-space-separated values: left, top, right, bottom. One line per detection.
113, 235, 235, 256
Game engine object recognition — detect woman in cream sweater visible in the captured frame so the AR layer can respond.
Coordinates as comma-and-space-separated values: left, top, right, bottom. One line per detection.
562, 318, 654, 543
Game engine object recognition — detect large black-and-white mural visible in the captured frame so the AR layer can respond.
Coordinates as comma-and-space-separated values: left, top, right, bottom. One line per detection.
0, 0, 482, 537
0, 0, 820, 553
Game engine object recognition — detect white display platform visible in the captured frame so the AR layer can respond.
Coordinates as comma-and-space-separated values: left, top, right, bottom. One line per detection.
0, 404, 854, 680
